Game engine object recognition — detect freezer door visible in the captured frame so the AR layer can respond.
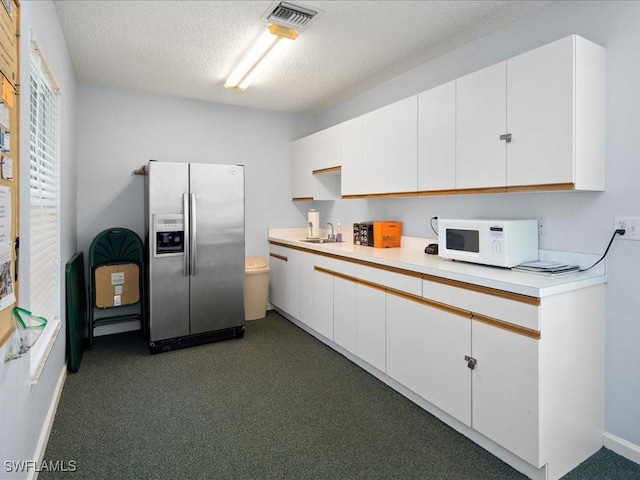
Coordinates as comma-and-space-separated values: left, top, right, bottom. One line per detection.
148, 161, 190, 341
189, 163, 245, 334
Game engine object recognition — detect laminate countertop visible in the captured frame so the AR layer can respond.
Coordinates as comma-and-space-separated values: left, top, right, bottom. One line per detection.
268, 228, 606, 298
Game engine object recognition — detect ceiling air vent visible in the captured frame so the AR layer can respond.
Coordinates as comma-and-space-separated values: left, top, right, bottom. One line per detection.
266, 2, 318, 29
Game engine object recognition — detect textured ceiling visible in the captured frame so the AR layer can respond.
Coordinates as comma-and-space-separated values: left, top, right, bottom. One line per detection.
53, 1, 554, 115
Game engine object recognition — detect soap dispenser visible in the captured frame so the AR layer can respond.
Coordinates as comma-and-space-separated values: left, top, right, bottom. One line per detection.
335, 220, 342, 242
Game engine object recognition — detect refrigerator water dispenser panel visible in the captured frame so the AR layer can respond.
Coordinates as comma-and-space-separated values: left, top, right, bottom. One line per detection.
153, 213, 184, 256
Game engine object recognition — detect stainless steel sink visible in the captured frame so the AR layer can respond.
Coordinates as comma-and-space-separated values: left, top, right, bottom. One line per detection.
300, 238, 341, 244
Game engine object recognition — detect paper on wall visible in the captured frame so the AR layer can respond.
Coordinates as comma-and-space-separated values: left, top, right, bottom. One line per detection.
0, 103, 9, 130
1, 156, 12, 180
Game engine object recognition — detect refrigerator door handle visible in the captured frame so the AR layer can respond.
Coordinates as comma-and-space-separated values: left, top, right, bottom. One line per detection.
183, 193, 190, 277
190, 193, 197, 276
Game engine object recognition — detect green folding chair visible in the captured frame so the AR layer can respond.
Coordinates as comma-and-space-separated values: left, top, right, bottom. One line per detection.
88, 228, 144, 349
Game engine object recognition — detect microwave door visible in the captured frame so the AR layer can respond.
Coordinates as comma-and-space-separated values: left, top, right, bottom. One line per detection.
446, 229, 480, 253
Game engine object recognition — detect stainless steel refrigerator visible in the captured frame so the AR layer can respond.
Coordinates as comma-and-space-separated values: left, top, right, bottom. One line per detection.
144, 161, 245, 353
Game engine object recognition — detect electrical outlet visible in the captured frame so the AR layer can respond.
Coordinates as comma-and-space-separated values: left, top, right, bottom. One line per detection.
615, 217, 640, 240
537, 216, 548, 235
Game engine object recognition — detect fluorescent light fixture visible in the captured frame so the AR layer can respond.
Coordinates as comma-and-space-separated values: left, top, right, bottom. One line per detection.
224, 24, 297, 91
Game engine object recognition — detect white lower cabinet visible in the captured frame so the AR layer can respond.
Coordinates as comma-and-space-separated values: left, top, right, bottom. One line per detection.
268, 246, 310, 324
313, 268, 334, 340
421, 304, 472, 426
269, 241, 603, 479
356, 284, 386, 372
268, 247, 289, 311
299, 253, 315, 327
285, 249, 301, 320
471, 321, 539, 465
333, 276, 357, 354
386, 293, 422, 394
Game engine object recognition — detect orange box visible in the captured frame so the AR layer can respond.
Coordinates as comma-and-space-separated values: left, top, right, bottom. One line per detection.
373, 221, 402, 248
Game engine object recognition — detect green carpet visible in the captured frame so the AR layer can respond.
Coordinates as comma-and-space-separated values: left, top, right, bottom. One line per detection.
42, 312, 640, 479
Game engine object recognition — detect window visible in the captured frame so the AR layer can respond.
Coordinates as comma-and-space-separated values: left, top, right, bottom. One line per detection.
28, 42, 61, 379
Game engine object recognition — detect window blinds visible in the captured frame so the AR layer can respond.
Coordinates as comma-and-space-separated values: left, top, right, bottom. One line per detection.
29, 47, 60, 322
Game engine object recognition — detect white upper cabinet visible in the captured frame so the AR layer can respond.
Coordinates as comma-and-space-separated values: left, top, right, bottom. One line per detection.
386, 96, 418, 193
325, 124, 342, 170
362, 107, 388, 194
293, 35, 604, 198
362, 96, 418, 194
291, 136, 313, 199
456, 35, 604, 192
341, 116, 363, 196
456, 61, 507, 189
307, 130, 327, 172
418, 80, 456, 192
506, 35, 604, 189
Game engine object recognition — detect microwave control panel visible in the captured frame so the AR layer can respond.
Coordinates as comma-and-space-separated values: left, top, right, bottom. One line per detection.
153, 213, 185, 257
489, 225, 505, 255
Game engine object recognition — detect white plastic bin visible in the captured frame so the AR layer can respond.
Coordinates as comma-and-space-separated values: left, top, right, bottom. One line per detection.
245, 257, 270, 320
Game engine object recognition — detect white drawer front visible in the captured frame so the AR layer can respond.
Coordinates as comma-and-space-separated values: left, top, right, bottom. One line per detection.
269, 244, 291, 259
314, 255, 359, 277
423, 279, 539, 330
358, 264, 422, 296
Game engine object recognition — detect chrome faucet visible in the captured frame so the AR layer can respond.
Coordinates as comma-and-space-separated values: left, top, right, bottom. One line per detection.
325, 222, 335, 240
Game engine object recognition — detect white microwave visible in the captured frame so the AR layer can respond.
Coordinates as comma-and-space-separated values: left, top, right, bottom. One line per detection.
438, 219, 538, 268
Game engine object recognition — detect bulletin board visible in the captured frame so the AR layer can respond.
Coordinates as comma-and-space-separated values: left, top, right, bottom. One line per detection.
0, 0, 20, 347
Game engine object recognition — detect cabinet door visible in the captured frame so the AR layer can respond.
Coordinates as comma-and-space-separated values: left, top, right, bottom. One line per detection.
506, 36, 574, 187
356, 284, 386, 372
341, 116, 363, 196
418, 81, 456, 191
325, 124, 341, 169
472, 321, 540, 466
291, 137, 312, 199
456, 62, 507, 189
362, 107, 387, 194
268, 252, 288, 310
308, 130, 327, 173
299, 252, 315, 327
286, 249, 301, 320
333, 276, 357, 354
422, 304, 472, 426
313, 269, 334, 339
386, 96, 418, 193
386, 293, 422, 394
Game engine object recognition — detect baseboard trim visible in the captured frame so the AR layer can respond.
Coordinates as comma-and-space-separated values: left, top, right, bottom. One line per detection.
29, 364, 67, 480
604, 432, 640, 466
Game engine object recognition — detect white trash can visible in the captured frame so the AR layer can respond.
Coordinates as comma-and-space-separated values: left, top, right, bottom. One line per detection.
244, 257, 270, 320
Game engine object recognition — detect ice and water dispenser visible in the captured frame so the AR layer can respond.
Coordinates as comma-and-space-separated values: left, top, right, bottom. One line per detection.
153, 213, 184, 256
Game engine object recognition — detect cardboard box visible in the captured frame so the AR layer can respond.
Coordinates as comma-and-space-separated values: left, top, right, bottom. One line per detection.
94, 263, 140, 308
373, 221, 402, 248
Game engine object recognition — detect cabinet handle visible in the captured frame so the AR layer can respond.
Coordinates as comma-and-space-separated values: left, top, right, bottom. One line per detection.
464, 355, 477, 369
500, 133, 512, 143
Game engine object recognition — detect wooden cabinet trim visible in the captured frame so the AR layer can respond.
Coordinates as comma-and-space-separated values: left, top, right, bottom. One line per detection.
423, 274, 540, 306
270, 241, 422, 279
506, 182, 575, 193
315, 265, 540, 339
313, 166, 341, 175
269, 253, 288, 262
292, 197, 314, 201
314, 266, 385, 294
473, 313, 541, 340
341, 183, 577, 200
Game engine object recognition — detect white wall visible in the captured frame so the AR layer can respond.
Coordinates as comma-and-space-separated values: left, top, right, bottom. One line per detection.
0, 1, 77, 477
76, 85, 313, 263
312, 1, 640, 451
